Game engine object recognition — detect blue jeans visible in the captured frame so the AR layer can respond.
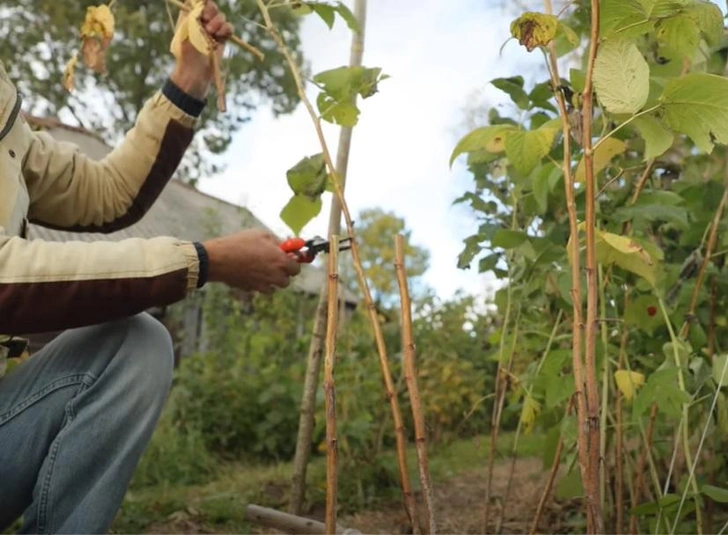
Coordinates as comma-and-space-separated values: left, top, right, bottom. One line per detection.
0, 313, 174, 533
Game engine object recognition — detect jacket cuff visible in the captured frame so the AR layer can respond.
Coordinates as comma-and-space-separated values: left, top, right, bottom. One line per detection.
193, 241, 209, 288
176, 241, 201, 292
162, 78, 207, 118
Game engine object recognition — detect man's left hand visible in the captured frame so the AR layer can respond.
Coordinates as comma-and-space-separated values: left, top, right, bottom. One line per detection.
170, 1, 234, 100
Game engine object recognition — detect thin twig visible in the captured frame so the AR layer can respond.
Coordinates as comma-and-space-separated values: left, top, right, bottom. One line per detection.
210, 49, 227, 112
629, 403, 658, 535
395, 235, 437, 535
324, 236, 340, 534
616, 292, 630, 535
256, 1, 418, 528
166, 0, 266, 61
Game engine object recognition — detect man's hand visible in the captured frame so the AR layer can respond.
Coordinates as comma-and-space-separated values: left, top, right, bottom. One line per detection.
170, 1, 233, 100
203, 229, 302, 294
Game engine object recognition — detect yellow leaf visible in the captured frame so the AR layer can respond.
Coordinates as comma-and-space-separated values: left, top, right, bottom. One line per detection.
520, 395, 541, 434
170, 18, 190, 59
80, 4, 115, 73
614, 370, 645, 401
170, 3, 214, 59
510, 12, 559, 52
80, 5, 115, 43
598, 231, 653, 264
62, 52, 78, 93
575, 138, 626, 183
187, 4, 215, 55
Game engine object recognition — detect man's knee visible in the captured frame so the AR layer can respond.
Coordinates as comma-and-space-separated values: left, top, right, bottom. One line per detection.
117, 313, 175, 394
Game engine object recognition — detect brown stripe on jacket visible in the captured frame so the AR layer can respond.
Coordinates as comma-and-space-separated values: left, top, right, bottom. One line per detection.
31, 120, 193, 233
0, 269, 188, 334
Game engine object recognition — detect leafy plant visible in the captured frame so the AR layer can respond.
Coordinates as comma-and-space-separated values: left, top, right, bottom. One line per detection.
453, 0, 728, 532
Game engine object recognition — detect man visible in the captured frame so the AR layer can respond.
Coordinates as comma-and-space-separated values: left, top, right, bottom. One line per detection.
0, 3, 301, 532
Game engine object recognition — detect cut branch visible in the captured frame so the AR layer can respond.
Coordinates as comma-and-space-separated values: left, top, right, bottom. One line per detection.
395, 234, 437, 535
257, 1, 418, 528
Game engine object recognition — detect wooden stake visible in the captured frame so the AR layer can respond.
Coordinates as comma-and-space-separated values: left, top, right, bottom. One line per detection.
395, 234, 436, 535
324, 236, 340, 534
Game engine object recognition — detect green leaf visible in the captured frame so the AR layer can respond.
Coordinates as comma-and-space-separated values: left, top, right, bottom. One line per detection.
624, 294, 662, 335
458, 235, 482, 269
510, 12, 559, 52
702, 485, 728, 504
314, 66, 386, 101
656, 13, 700, 61
687, 1, 725, 46
659, 73, 728, 153
316, 92, 360, 126
504, 125, 558, 176
492, 229, 528, 249
333, 2, 360, 33
634, 115, 674, 159
532, 163, 559, 214
554, 22, 580, 56
309, 3, 335, 28
597, 230, 657, 286
280, 195, 323, 235
600, 0, 654, 39
450, 125, 515, 167
713, 354, 728, 387
575, 138, 627, 183
286, 154, 327, 196
556, 468, 583, 499
491, 76, 530, 110
611, 200, 689, 229
593, 38, 650, 115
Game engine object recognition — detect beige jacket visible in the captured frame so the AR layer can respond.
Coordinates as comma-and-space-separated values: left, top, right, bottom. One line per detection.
0, 62, 201, 350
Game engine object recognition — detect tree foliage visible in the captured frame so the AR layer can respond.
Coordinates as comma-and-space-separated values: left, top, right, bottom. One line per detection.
454, 0, 728, 531
0, 0, 304, 182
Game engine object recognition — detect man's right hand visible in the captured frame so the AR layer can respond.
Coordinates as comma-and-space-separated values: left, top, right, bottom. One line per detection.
202, 229, 301, 294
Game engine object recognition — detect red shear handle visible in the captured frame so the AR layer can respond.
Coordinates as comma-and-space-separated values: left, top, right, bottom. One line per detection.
280, 238, 306, 254
280, 238, 315, 263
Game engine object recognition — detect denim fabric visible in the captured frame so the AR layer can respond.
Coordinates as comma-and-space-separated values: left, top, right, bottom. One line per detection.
0, 313, 174, 533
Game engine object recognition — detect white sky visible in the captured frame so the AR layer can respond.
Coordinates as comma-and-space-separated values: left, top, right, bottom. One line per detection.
198, 0, 544, 301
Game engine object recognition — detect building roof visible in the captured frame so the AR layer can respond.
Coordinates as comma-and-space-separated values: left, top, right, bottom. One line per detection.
24, 114, 358, 305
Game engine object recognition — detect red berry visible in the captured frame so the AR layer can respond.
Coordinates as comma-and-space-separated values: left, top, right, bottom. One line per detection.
647, 306, 657, 317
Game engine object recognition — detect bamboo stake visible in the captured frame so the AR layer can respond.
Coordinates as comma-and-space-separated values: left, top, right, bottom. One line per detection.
288, 0, 370, 516
324, 236, 340, 534
256, 2, 418, 529
395, 234, 437, 535
543, 0, 591, 530
580, 1, 604, 531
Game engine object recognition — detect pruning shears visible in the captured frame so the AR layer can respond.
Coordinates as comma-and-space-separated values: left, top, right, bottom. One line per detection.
280, 236, 352, 264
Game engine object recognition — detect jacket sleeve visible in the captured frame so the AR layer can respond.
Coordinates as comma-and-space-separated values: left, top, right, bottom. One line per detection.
0, 234, 200, 334
22, 90, 196, 232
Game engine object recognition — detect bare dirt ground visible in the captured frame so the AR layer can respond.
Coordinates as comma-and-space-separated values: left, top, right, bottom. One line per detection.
340, 458, 580, 534
139, 457, 580, 534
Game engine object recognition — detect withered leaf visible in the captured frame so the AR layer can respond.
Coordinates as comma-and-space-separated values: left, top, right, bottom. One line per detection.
510, 12, 558, 52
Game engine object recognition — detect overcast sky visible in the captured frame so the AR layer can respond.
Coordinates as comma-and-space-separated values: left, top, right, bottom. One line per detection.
197, 0, 543, 300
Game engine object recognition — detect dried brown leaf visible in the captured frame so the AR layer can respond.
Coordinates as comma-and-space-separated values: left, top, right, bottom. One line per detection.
62, 51, 79, 92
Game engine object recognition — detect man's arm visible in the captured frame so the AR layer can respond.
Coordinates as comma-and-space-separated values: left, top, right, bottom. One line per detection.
0, 235, 202, 334
23, 85, 201, 233
23, 0, 232, 232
